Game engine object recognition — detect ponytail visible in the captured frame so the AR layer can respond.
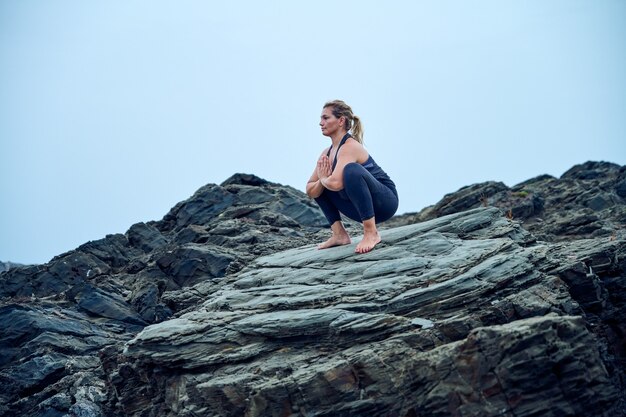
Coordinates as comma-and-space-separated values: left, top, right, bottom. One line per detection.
351, 115, 363, 144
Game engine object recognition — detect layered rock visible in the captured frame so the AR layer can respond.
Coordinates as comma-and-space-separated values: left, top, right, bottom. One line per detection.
1, 164, 625, 417
107, 207, 625, 416
392, 161, 626, 242
0, 173, 326, 417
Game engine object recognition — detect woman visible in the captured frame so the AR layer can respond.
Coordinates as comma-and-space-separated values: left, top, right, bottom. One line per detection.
306, 100, 399, 253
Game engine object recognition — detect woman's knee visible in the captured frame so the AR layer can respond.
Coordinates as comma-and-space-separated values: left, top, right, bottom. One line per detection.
343, 162, 366, 184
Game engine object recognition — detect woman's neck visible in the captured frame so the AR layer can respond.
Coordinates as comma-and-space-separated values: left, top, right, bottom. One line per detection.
330, 129, 349, 147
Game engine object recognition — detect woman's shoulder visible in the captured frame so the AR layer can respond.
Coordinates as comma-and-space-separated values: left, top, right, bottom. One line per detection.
344, 138, 369, 160
345, 137, 365, 149
347, 137, 368, 153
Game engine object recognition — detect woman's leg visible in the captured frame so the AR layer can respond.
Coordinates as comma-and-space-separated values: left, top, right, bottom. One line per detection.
342, 163, 399, 253
356, 217, 381, 253
317, 220, 351, 249
314, 164, 398, 252
314, 191, 353, 249
342, 163, 399, 224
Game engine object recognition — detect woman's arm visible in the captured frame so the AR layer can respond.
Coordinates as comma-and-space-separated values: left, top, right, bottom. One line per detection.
306, 176, 325, 198
319, 141, 366, 191
306, 149, 329, 198
306, 141, 367, 196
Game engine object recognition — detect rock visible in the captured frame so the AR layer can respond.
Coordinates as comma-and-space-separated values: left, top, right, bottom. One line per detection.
616, 178, 626, 198
0, 250, 115, 299
159, 175, 327, 232
67, 283, 147, 326
78, 234, 141, 270
0, 261, 26, 274
221, 173, 275, 187
2, 354, 68, 398
111, 207, 624, 416
126, 222, 169, 253
202, 315, 613, 417
155, 244, 235, 287
426, 181, 509, 218
0, 304, 130, 416
1, 165, 625, 416
0, 173, 329, 415
398, 161, 625, 242
159, 184, 236, 232
561, 161, 621, 180
129, 282, 173, 324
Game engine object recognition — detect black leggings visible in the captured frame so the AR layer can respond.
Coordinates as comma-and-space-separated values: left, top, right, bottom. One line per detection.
315, 162, 399, 225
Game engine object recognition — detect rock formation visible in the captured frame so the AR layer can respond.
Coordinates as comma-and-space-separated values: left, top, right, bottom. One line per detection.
0, 163, 625, 417
391, 161, 626, 242
0, 261, 26, 274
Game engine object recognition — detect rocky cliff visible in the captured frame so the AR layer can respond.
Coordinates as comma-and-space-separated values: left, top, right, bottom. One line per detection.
1, 162, 625, 417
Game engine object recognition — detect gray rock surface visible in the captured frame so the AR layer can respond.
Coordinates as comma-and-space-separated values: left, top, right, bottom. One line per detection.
392, 161, 626, 242
111, 207, 624, 416
1, 165, 625, 416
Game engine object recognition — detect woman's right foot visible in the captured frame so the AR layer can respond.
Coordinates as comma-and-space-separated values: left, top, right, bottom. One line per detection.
318, 233, 351, 249
355, 230, 381, 253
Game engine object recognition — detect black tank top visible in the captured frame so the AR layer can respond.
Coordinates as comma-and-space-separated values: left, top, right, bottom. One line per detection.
326, 133, 397, 194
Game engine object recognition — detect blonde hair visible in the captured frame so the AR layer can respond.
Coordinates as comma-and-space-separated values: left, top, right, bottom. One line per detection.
323, 100, 364, 144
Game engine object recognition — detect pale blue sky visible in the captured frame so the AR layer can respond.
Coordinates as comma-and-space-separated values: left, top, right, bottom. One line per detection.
1, 1, 625, 264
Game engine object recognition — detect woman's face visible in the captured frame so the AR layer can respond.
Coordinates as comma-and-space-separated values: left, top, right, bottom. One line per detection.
319, 107, 344, 137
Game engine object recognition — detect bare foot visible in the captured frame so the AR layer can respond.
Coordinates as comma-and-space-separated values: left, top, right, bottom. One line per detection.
318, 233, 351, 249
355, 231, 381, 253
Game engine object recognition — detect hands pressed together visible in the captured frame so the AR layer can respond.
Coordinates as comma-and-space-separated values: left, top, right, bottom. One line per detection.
317, 154, 332, 181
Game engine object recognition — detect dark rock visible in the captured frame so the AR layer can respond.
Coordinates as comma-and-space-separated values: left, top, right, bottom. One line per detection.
266, 187, 329, 227
48, 252, 111, 283
514, 173, 556, 187
225, 184, 276, 205
78, 234, 140, 270
159, 184, 236, 232
407, 161, 625, 242
248, 208, 301, 228
221, 173, 275, 187
0, 261, 27, 274
1, 353, 68, 397
157, 175, 326, 232
130, 282, 172, 324
67, 283, 147, 326
544, 210, 603, 237
0, 265, 57, 298
155, 244, 235, 287
616, 178, 626, 198
126, 222, 168, 253
0, 304, 127, 416
424, 181, 509, 219
561, 161, 621, 180
0, 250, 114, 298
38, 393, 72, 414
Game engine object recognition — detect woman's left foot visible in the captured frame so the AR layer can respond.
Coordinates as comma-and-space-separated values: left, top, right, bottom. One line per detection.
355, 232, 381, 253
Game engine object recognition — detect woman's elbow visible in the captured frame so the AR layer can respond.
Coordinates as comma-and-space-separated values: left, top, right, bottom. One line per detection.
306, 183, 321, 199
306, 189, 316, 198
323, 178, 343, 192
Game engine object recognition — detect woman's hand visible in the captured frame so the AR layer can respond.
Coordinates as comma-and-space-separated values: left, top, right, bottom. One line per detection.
317, 155, 332, 180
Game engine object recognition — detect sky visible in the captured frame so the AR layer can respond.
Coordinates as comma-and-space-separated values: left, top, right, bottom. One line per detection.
1, 1, 625, 265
